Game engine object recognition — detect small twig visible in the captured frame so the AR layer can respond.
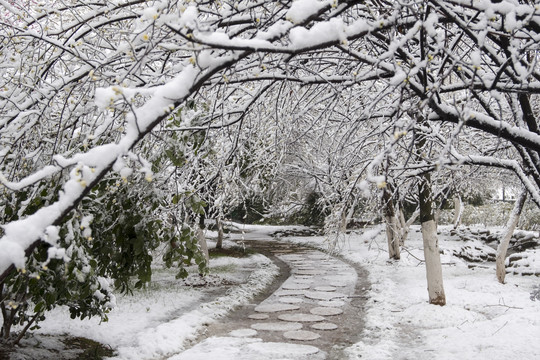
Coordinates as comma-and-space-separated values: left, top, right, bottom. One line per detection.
401, 246, 425, 263
484, 304, 523, 310
492, 320, 509, 335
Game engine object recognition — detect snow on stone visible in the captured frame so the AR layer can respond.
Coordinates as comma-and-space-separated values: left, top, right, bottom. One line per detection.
254, 303, 300, 313
292, 278, 313, 284
317, 300, 346, 307
309, 307, 343, 316
278, 313, 325, 322
250, 322, 303, 331
282, 283, 311, 290
283, 330, 321, 341
275, 289, 307, 296
228, 329, 257, 338
304, 291, 346, 301
248, 313, 269, 320
311, 322, 338, 330
294, 269, 325, 275
313, 286, 336, 292
278, 296, 304, 304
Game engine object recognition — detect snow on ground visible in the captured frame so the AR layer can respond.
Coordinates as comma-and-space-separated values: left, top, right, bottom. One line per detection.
283, 224, 540, 360
29, 238, 278, 360
7, 223, 540, 360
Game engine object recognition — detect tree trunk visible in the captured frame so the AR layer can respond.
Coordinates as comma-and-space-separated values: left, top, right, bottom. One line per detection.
382, 188, 400, 260
216, 217, 224, 249
452, 194, 463, 229
419, 172, 446, 306
399, 208, 419, 246
496, 189, 527, 284
196, 226, 210, 265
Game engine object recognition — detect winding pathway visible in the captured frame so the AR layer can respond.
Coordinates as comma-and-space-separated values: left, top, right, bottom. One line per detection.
172, 232, 369, 360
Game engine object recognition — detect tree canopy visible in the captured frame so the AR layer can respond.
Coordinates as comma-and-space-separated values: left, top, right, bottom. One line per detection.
2, 0, 540, 339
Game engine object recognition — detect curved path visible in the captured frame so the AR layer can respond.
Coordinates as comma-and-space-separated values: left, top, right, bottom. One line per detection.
172, 233, 369, 360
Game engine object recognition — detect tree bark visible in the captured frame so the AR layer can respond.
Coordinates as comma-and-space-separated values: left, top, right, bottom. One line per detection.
419, 172, 446, 306
216, 217, 224, 249
196, 226, 210, 266
496, 189, 527, 284
452, 194, 463, 229
382, 188, 400, 260
399, 208, 419, 246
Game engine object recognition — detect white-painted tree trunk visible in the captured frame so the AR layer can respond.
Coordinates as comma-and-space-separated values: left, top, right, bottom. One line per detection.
216, 217, 224, 249
421, 219, 446, 305
382, 188, 400, 260
385, 215, 400, 259
452, 195, 463, 229
496, 189, 527, 284
197, 226, 210, 265
419, 171, 446, 306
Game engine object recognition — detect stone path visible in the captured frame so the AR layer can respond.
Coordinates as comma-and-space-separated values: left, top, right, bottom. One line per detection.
174, 236, 368, 360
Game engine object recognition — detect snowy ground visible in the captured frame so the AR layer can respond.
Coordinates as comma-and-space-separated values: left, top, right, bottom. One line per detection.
283, 224, 540, 360
5, 223, 540, 359
9, 237, 278, 360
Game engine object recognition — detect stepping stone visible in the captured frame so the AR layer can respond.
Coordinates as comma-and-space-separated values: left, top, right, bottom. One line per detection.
276, 290, 306, 296
280, 255, 305, 261
324, 275, 352, 282
295, 270, 325, 275
293, 275, 313, 279
283, 330, 321, 341
311, 322, 338, 330
282, 283, 310, 290
313, 286, 336, 292
304, 291, 345, 301
329, 282, 348, 287
278, 313, 325, 322
310, 307, 343, 316
279, 296, 304, 304
292, 278, 313, 284
245, 342, 320, 356
318, 300, 346, 307
308, 254, 327, 260
249, 313, 270, 320
251, 322, 303, 331
254, 303, 300, 313
229, 328, 258, 337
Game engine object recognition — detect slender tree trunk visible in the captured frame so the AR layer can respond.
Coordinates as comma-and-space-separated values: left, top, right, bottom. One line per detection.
399, 208, 419, 246
452, 194, 463, 229
196, 226, 209, 266
382, 188, 400, 260
419, 172, 446, 306
216, 217, 224, 249
496, 189, 527, 284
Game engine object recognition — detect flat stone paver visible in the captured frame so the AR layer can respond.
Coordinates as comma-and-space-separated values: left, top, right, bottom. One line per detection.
310, 307, 343, 316
277, 313, 325, 322
311, 322, 338, 330
283, 330, 321, 341
251, 322, 303, 331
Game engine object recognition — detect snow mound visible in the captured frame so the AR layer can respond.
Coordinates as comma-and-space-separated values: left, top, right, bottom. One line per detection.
400, 304, 486, 328
506, 250, 540, 276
